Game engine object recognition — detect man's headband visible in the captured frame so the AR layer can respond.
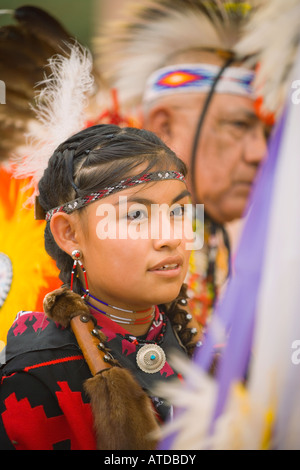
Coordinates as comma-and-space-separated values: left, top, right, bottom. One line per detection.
143, 63, 255, 104
40, 170, 186, 222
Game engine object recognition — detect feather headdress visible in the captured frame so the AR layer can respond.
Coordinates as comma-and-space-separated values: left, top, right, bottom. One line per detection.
94, 0, 255, 111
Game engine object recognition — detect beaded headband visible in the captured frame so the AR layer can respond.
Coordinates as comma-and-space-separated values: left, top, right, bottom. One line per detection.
143, 63, 255, 104
43, 170, 186, 221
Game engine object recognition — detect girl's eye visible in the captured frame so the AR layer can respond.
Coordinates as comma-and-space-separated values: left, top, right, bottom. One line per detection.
127, 209, 148, 221
170, 205, 185, 217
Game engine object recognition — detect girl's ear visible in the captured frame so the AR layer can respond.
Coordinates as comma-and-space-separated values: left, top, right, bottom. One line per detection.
50, 212, 81, 256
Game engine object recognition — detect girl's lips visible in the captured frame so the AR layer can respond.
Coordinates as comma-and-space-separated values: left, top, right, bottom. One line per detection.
148, 255, 183, 271
155, 263, 179, 271
149, 265, 182, 277
148, 255, 183, 276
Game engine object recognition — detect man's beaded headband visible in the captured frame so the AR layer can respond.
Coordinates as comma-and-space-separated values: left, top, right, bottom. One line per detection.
44, 170, 186, 221
143, 63, 255, 104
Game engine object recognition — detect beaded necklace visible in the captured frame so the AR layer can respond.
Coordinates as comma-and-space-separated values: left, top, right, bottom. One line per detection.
82, 288, 155, 326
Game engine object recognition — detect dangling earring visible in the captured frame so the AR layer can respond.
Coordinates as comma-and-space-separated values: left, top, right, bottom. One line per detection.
70, 249, 89, 299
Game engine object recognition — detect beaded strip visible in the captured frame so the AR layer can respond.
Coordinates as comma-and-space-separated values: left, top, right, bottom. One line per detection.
45, 170, 185, 221
143, 63, 255, 104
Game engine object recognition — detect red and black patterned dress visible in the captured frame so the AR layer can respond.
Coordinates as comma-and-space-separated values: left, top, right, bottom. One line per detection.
0, 307, 186, 450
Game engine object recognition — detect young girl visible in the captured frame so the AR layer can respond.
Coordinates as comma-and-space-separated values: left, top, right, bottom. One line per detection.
0, 124, 198, 450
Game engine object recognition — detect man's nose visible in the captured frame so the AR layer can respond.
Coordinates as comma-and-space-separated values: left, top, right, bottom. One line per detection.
244, 124, 268, 165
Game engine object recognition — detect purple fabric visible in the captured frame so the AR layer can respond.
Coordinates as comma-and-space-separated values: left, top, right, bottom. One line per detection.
208, 111, 286, 423
159, 111, 286, 449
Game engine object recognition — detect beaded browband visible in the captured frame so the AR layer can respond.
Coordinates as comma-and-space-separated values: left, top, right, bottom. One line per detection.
143, 63, 255, 104
44, 170, 186, 221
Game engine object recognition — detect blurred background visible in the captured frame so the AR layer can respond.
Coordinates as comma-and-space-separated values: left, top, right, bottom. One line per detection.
0, 0, 130, 47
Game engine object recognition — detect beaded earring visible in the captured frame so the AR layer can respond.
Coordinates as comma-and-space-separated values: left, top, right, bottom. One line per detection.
70, 249, 89, 299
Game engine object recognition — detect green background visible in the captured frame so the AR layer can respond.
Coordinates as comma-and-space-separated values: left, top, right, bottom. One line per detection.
0, 0, 98, 47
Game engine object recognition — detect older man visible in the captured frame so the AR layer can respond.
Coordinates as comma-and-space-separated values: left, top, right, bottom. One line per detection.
95, 0, 268, 333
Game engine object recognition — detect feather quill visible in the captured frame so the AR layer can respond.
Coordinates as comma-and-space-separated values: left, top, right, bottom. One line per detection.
13, 43, 95, 191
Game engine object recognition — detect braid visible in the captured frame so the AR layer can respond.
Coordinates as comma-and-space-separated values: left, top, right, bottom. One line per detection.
161, 284, 198, 357
40, 150, 80, 292
38, 127, 115, 293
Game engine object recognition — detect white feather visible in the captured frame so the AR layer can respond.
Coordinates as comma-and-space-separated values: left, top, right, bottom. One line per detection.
235, 0, 300, 117
155, 353, 218, 449
13, 43, 94, 191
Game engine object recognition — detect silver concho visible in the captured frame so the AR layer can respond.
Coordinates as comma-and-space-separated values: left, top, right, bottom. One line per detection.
136, 343, 166, 374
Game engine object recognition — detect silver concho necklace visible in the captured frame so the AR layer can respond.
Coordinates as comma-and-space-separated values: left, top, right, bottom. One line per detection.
129, 317, 167, 374
136, 343, 166, 374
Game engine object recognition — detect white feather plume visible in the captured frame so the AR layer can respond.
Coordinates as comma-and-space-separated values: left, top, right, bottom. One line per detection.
156, 353, 272, 450
155, 354, 217, 450
13, 43, 95, 191
235, 0, 300, 118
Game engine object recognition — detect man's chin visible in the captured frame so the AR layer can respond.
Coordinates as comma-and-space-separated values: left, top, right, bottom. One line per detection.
207, 198, 248, 224
224, 201, 249, 223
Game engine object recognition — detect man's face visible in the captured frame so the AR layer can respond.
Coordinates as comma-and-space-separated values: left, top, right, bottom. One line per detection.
147, 92, 268, 224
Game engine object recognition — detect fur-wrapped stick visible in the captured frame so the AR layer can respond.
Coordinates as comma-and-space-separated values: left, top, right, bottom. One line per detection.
43, 286, 160, 450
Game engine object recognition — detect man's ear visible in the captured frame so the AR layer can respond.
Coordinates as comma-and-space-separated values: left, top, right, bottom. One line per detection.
50, 212, 81, 256
144, 105, 173, 143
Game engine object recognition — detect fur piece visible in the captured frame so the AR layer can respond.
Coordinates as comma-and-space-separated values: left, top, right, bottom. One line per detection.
43, 286, 90, 327
43, 286, 160, 449
94, 0, 253, 110
85, 368, 160, 450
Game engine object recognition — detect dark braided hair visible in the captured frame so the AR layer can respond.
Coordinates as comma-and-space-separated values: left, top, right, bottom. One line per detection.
38, 124, 196, 355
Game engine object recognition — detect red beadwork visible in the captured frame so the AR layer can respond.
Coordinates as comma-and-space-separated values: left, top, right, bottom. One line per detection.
70, 252, 89, 296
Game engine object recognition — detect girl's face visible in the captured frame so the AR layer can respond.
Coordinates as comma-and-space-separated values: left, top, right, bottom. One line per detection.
75, 178, 193, 311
